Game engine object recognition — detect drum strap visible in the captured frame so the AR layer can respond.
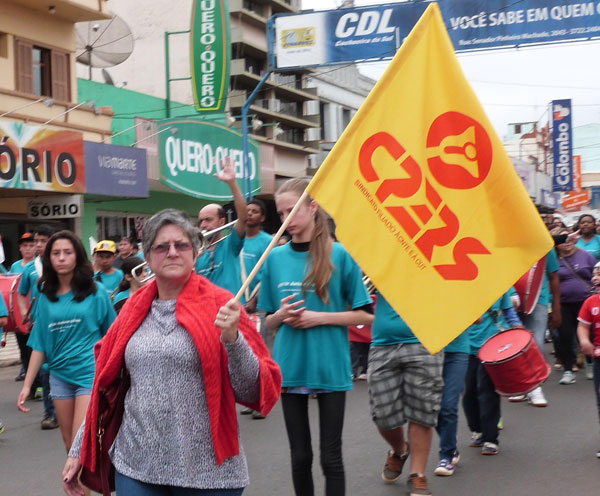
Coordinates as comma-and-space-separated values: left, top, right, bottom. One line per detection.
560, 254, 595, 296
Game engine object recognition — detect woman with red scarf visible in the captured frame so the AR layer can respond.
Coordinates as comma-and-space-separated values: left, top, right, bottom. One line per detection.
62, 209, 281, 496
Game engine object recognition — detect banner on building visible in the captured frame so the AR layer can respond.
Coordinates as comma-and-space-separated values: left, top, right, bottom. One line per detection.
591, 186, 600, 209
573, 155, 582, 191
269, 1, 600, 70
158, 118, 261, 200
190, 0, 231, 113
0, 120, 85, 193
84, 142, 148, 197
28, 195, 82, 220
552, 99, 573, 192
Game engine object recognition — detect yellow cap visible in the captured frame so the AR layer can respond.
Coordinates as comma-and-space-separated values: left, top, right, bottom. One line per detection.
94, 240, 116, 254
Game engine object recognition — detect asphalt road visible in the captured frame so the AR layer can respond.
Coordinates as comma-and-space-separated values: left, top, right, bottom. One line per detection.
1, 350, 599, 496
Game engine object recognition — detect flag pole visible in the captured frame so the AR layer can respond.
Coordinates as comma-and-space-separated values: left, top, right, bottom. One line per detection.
234, 189, 309, 304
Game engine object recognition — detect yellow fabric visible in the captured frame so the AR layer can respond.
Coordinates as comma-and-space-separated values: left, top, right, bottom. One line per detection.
306, 3, 553, 354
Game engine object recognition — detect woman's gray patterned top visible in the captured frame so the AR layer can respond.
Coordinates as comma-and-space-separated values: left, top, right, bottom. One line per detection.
70, 298, 261, 489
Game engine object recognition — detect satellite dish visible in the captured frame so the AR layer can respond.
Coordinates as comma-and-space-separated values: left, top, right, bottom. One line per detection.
102, 68, 115, 86
76, 15, 134, 78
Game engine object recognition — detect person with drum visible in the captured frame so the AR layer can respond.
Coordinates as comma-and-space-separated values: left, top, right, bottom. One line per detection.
62, 208, 281, 496
462, 290, 523, 456
17, 231, 116, 458
555, 229, 596, 384
112, 256, 147, 314
9, 232, 36, 382
17, 224, 57, 430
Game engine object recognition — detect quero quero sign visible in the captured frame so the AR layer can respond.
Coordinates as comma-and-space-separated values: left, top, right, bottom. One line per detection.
158, 118, 261, 199
0, 120, 85, 193
190, 0, 230, 113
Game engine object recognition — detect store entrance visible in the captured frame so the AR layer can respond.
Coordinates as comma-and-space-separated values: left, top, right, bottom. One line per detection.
0, 216, 71, 271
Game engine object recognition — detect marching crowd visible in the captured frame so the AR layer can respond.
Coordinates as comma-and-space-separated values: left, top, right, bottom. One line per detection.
1, 162, 600, 496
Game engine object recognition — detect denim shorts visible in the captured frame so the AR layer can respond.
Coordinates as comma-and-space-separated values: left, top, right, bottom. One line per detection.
49, 374, 92, 399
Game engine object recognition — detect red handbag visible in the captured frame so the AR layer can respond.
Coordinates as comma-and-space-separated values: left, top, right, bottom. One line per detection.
80, 369, 130, 496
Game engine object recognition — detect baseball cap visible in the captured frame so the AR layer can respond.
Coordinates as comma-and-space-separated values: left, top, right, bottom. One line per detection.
18, 232, 34, 244
94, 240, 116, 254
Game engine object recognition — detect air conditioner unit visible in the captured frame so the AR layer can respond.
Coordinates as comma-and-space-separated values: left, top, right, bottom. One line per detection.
267, 99, 281, 112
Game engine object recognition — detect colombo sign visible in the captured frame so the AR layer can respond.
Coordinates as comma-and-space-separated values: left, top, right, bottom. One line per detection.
158, 118, 261, 200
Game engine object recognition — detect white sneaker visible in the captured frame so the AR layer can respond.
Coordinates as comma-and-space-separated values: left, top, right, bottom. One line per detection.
560, 371, 576, 385
527, 387, 547, 407
508, 394, 527, 402
586, 363, 594, 380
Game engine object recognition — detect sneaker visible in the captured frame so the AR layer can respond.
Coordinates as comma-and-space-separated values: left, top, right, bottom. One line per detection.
33, 387, 43, 400
596, 449, 600, 459
554, 358, 562, 370
434, 459, 454, 476
251, 411, 266, 420
586, 363, 594, 380
357, 373, 368, 380
560, 371, 576, 385
469, 432, 483, 447
508, 394, 527, 402
497, 417, 504, 430
381, 445, 409, 484
407, 473, 431, 495
572, 364, 580, 372
240, 407, 253, 415
451, 450, 460, 466
14, 371, 25, 382
0, 420, 4, 435
481, 442, 499, 455
527, 387, 547, 407
40, 415, 59, 430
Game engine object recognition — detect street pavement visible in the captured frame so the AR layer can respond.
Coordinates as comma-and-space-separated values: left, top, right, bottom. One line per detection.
1, 347, 599, 496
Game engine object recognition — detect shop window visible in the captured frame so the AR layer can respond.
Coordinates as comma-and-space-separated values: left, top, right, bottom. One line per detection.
14, 38, 70, 102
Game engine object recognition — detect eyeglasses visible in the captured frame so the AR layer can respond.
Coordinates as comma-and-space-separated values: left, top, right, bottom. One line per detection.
150, 241, 193, 255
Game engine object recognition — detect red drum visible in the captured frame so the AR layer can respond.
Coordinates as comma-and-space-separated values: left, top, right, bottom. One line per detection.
478, 328, 550, 396
0, 274, 31, 334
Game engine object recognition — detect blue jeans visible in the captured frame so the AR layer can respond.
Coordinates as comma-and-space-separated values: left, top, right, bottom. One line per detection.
593, 359, 600, 424
39, 369, 55, 418
114, 472, 244, 496
520, 303, 548, 351
462, 354, 500, 445
436, 352, 468, 460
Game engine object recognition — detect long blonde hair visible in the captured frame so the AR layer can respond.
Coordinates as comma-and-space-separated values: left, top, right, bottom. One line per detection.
276, 178, 334, 303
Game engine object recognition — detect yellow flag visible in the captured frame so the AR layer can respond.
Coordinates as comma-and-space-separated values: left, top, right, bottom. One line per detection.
306, 3, 553, 354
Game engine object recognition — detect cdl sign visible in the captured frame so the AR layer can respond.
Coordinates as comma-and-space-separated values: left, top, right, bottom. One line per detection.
552, 99, 573, 192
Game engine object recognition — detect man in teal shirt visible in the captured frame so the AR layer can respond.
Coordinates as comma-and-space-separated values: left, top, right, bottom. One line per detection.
93, 240, 124, 296
196, 157, 247, 300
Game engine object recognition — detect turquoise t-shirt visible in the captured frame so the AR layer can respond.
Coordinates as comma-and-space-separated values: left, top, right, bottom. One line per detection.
113, 288, 130, 307
539, 248, 560, 306
0, 294, 7, 319
9, 259, 28, 274
242, 231, 272, 296
468, 292, 515, 354
94, 269, 124, 294
576, 235, 600, 260
444, 330, 470, 354
371, 294, 419, 346
258, 242, 371, 391
27, 287, 116, 388
196, 229, 245, 301
18, 258, 42, 318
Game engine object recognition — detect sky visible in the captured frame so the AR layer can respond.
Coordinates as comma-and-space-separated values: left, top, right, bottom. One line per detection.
300, 0, 600, 141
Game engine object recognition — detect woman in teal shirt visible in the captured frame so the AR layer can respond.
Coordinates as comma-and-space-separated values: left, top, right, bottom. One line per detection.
259, 178, 373, 496
576, 214, 600, 260
17, 231, 116, 455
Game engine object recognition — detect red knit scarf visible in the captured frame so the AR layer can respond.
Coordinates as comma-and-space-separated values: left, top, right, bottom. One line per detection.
80, 273, 281, 470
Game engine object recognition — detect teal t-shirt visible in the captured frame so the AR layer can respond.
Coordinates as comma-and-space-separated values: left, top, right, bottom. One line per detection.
0, 294, 7, 320
18, 258, 42, 318
468, 292, 514, 354
576, 235, 600, 260
196, 229, 245, 301
444, 330, 470, 354
9, 259, 28, 274
113, 288, 130, 306
94, 269, 124, 294
27, 287, 116, 388
539, 249, 560, 306
258, 242, 371, 391
242, 231, 272, 296
371, 294, 419, 345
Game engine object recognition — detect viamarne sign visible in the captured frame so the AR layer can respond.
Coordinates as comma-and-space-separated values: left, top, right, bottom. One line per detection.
190, 0, 230, 113
158, 118, 261, 200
